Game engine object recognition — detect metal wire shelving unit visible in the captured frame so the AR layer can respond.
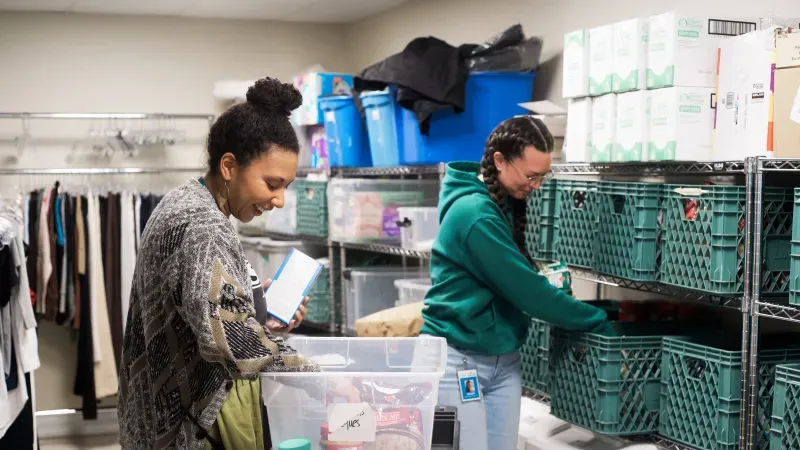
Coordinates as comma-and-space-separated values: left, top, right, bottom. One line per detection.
262, 159, 796, 450
745, 157, 800, 450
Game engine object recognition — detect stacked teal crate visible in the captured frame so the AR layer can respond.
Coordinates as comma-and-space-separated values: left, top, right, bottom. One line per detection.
659, 338, 800, 450
550, 322, 676, 435
304, 253, 340, 327
660, 185, 792, 295
790, 188, 800, 305
555, 180, 598, 268
525, 180, 560, 261
595, 181, 661, 281
520, 318, 551, 394
295, 179, 329, 237
771, 363, 800, 450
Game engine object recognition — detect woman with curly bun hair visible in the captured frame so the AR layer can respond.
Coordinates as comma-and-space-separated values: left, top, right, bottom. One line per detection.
118, 78, 328, 449
420, 116, 614, 450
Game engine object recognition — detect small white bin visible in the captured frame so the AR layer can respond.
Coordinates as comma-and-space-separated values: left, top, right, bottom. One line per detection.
262, 336, 447, 450
345, 267, 423, 331
396, 207, 439, 251
394, 278, 432, 307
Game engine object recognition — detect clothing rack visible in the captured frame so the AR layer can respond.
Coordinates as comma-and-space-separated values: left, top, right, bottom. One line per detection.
0, 168, 205, 175
0, 112, 214, 123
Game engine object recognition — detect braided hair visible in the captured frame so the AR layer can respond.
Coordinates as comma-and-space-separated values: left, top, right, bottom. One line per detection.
480, 116, 555, 263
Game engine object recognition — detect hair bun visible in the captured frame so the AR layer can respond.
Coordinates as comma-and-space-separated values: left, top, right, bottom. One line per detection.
246, 77, 303, 117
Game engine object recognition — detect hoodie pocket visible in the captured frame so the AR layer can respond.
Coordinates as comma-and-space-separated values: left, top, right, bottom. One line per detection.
467, 302, 497, 332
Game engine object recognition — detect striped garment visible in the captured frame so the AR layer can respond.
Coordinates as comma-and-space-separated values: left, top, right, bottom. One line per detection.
117, 178, 319, 449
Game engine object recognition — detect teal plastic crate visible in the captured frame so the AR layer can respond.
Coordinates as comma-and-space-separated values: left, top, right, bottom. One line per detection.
520, 318, 551, 394
526, 180, 560, 261
550, 323, 676, 435
660, 185, 791, 295
659, 338, 800, 450
295, 179, 329, 237
595, 181, 661, 281
306, 259, 331, 325
556, 180, 598, 268
789, 189, 800, 305
771, 363, 800, 450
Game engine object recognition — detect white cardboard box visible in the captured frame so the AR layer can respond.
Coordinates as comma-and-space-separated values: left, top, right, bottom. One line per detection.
714, 28, 778, 160
615, 90, 651, 162
648, 86, 715, 161
590, 94, 617, 162
613, 18, 648, 92
647, 12, 758, 89
564, 98, 593, 162
589, 25, 614, 96
563, 29, 590, 98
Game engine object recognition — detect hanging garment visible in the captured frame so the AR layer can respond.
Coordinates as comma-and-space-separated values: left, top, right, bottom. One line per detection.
73, 195, 84, 330
9, 233, 39, 375
119, 192, 136, 333
0, 372, 34, 449
56, 194, 68, 324
73, 196, 97, 420
0, 245, 17, 372
64, 196, 76, 326
354, 37, 477, 135
134, 194, 142, 252
35, 188, 52, 316
104, 193, 122, 370
45, 184, 59, 321
25, 192, 39, 311
0, 233, 39, 440
87, 194, 118, 398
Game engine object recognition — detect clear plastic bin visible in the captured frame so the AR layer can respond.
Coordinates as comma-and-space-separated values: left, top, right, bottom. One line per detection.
346, 267, 423, 331
240, 237, 305, 282
265, 185, 297, 234
397, 207, 439, 251
394, 278, 432, 307
262, 336, 447, 450
235, 185, 297, 235
328, 179, 440, 244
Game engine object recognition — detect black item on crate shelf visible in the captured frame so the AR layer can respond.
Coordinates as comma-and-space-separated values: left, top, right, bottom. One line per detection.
465, 24, 543, 73
353, 25, 539, 135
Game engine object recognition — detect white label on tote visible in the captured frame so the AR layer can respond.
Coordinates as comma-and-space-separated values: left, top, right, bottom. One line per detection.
371, 109, 380, 121
328, 403, 376, 442
325, 111, 336, 123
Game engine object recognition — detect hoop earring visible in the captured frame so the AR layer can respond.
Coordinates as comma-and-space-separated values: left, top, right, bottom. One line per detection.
217, 181, 230, 209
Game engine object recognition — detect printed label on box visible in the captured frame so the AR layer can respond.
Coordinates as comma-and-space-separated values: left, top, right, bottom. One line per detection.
328, 403, 376, 442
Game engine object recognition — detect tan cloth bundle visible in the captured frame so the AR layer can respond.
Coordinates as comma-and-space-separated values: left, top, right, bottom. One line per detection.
354, 301, 425, 337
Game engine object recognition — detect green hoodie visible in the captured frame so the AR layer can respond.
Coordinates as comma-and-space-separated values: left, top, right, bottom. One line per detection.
420, 162, 613, 355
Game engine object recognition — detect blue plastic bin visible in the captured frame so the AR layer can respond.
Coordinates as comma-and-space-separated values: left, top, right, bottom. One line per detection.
418, 72, 535, 164
361, 90, 421, 167
318, 96, 372, 167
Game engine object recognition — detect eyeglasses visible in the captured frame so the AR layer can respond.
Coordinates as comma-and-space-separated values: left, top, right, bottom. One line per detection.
509, 160, 554, 185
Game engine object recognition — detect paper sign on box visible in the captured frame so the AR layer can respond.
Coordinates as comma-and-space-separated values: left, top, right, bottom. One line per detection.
327, 403, 377, 442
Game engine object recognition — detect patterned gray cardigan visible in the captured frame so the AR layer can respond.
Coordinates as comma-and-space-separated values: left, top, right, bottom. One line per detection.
118, 179, 319, 449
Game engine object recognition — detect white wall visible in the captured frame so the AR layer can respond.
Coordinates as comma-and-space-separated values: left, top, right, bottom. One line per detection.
0, 12, 349, 175
0, 11, 351, 414
346, 0, 800, 104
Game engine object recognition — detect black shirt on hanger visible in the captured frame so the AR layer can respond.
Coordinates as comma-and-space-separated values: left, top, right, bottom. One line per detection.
73, 195, 97, 420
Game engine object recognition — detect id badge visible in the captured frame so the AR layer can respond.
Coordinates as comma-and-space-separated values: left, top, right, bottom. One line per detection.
457, 356, 481, 403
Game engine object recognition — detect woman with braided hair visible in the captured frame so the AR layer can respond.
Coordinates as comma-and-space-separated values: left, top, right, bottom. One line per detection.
419, 116, 614, 450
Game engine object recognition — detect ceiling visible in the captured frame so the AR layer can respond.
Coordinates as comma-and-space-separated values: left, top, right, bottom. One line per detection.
0, 0, 412, 23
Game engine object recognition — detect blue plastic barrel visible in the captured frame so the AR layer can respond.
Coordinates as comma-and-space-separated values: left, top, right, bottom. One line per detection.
318, 96, 371, 167
361, 90, 422, 167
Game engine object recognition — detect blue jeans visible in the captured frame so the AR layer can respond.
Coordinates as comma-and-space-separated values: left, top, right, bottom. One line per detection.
437, 345, 522, 450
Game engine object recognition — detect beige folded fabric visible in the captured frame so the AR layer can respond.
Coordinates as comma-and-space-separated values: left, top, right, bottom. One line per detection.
354, 301, 425, 337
